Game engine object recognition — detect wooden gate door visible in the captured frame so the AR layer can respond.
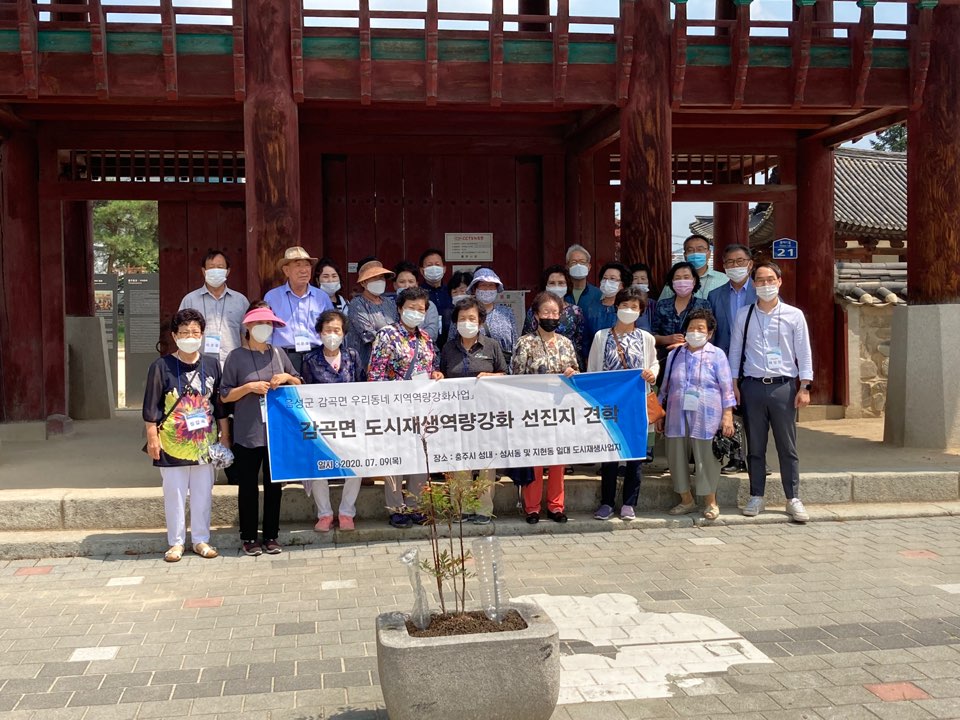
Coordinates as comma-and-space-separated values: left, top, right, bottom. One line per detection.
322, 155, 543, 292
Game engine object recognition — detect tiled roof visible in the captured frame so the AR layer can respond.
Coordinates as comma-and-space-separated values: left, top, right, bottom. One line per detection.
835, 261, 907, 305
690, 148, 906, 242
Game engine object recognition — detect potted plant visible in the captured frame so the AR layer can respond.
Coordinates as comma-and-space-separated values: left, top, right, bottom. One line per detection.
375, 445, 561, 720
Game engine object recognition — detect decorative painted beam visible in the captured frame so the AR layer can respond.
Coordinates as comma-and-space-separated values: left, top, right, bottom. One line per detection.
910, 0, 938, 110
553, 0, 569, 106
731, 0, 752, 109
617, 0, 635, 106
426, 0, 438, 106
792, 0, 813, 107
232, 0, 246, 101
670, 0, 687, 110
851, 0, 875, 108
159, 0, 177, 100
359, 0, 372, 105
291, 0, 304, 102
490, 0, 504, 107
16, 0, 38, 99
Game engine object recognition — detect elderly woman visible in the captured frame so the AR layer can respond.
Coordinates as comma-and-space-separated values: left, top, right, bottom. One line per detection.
629, 262, 656, 331
586, 287, 659, 521
346, 260, 398, 370
143, 308, 228, 562
368, 287, 444, 528
512, 291, 579, 524
582, 261, 631, 358
657, 308, 736, 520
221, 303, 302, 556
313, 257, 350, 315
440, 296, 509, 524
523, 264, 585, 367
393, 261, 441, 342
653, 261, 711, 375
301, 309, 365, 532
447, 267, 518, 365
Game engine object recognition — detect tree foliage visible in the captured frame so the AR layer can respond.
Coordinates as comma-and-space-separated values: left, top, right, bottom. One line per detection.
93, 200, 159, 274
870, 124, 907, 153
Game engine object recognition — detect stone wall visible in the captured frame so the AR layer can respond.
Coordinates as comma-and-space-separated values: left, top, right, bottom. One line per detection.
843, 302, 893, 418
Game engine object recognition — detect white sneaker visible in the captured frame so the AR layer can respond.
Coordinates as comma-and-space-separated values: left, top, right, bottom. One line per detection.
786, 498, 809, 523
742, 496, 765, 517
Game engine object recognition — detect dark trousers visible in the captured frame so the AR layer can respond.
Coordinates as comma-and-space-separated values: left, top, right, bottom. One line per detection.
232, 443, 282, 542
600, 461, 642, 507
741, 379, 800, 499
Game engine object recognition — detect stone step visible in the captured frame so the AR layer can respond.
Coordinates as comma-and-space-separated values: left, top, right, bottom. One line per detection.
3, 469, 959, 533
3, 501, 960, 560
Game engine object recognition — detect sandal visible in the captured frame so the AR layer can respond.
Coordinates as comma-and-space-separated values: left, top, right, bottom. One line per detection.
703, 505, 720, 521
164, 545, 184, 563
192, 542, 219, 559
668, 502, 698, 515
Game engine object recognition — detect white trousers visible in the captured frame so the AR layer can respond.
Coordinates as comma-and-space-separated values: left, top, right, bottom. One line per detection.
310, 477, 362, 518
159, 464, 215, 546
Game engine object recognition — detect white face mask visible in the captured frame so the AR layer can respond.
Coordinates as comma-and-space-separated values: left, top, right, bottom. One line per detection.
632, 283, 649, 294
204, 268, 227, 288
176, 337, 203, 354
401, 309, 426, 328
617, 308, 640, 325
546, 285, 567, 298
321, 333, 343, 351
725, 267, 750, 284
685, 331, 708, 348
320, 281, 341, 295
249, 324, 273, 344
756, 285, 780, 302
452, 294, 468, 305
366, 280, 386, 296
600, 280, 621, 298
457, 321, 480, 339
568, 263, 589, 280
423, 266, 444, 282
475, 289, 499, 305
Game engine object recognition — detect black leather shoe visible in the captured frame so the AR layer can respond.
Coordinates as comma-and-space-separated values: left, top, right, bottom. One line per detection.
526, 513, 540, 524
720, 459, 747, 475
546, 510, 568, 524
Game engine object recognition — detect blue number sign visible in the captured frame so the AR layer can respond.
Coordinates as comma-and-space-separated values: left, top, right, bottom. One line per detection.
772, 237, 798, 260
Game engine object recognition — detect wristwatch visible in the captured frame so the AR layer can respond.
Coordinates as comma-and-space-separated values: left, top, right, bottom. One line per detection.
800, 383, 812, 391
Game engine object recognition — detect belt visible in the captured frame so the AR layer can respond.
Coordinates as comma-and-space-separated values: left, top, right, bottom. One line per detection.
744, 375, 794, 385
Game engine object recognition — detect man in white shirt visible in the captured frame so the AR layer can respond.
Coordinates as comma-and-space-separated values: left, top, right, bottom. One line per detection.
179, 249, 249, 367
660, 234, 729, 301
728, 261, 813, 523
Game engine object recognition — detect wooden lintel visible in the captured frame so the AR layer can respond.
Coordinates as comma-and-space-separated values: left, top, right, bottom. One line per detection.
731, 3, 751, 109
40, 180, 246, 202
565, 108, 620, 157
616, 0, 635, 107
232, 1, 246, 100
910, 5, 934, 110
805, 107, 907, 146
792, 4, 812, 108
291, 0, 305, 103
672, 183, 795, 203
159, 0, 177, 100
671, 0, 688, 110
553, 0, 569, 106
426, 0, 438, 106
359, 0, 372, 105
851, 3, 874, 108
490, 0, 504, 107
16, 0, 38, 99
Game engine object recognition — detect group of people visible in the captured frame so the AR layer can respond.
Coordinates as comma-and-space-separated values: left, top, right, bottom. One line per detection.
143, 237, 813, 562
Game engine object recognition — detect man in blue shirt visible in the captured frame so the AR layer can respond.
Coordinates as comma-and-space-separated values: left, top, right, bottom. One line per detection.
263, 246, 333, 373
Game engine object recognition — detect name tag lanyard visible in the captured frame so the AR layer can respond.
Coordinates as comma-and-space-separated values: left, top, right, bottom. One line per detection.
251, 348, 279, 423
176, 356, 205, 398
176, 356, 210, 431
758, 303, 783, 372
202, 293, 227, 354
681, 347, 706, 432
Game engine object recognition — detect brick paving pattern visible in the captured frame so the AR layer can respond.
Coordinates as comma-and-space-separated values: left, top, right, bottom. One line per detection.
0, 517, 959, 719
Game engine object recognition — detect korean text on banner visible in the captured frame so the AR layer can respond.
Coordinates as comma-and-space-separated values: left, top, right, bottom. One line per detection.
265, 369, 648, 482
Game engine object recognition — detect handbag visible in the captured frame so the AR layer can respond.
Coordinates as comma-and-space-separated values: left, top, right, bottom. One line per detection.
611, 329, 665, 424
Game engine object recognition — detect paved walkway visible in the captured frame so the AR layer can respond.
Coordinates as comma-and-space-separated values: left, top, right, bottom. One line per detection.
2, 517, 960, 719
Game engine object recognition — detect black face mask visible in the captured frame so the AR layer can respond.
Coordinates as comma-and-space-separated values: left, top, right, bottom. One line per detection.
538, 318, 560, 333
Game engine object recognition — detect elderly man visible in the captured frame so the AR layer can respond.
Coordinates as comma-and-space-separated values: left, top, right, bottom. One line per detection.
263, 246, 333, 373
564, 243, 602, 311
728, 261, 813, 523
178, 249, 249, 367
660, 234, 729, 301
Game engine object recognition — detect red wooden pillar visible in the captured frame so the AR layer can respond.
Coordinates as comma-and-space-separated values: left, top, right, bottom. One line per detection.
244, 0, 301, 300
619, 0, 672, 284
711, 202, 749, 270
795, 137, 835, 405
62, 201, 95, 316
0, 131, 45, 422
907, 3, 960, 304
773, 150, 798, 303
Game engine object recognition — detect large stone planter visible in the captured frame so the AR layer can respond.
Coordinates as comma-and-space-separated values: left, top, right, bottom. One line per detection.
376, 601, 560, 720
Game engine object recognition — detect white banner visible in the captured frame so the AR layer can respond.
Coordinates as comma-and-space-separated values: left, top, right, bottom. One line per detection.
265, 370, 649, 481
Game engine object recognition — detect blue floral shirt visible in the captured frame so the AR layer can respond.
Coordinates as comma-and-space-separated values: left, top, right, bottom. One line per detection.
368, 323, 439, 381
301, 346, 365, 384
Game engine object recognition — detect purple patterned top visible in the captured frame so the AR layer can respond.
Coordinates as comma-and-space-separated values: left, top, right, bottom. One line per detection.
658, 343, 736, 440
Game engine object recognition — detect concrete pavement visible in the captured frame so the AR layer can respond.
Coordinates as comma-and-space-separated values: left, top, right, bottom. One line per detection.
2, 516, 960, 719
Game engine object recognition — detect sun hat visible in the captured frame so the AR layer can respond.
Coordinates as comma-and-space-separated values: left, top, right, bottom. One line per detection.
277, 246, 318, 270
357, 260, 395, 285
242, 306, 286, 327
467, 267, 504, 294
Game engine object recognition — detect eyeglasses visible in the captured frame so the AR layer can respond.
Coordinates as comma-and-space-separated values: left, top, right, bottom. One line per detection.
723, 258, 751, 268
754, 277, 779, 286
176, 331, 203, 338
